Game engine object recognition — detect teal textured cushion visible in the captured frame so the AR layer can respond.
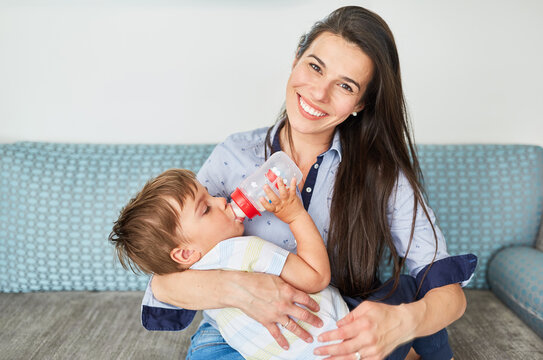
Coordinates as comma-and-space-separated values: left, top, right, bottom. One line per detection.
0, 142, 214, 292
1, 142, 542, 292
536, 224, 543, 252
417, 145, 543, 289
488, 246, 543, 338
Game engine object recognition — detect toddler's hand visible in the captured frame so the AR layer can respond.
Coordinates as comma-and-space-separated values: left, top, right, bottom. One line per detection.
260, 177, 304, 224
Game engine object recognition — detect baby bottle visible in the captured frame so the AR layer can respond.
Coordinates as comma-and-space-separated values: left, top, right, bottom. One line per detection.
230, 151, 303, 219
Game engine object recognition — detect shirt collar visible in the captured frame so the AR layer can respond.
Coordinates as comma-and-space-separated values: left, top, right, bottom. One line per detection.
329, 128, 342, 162
270, 120, 343, 161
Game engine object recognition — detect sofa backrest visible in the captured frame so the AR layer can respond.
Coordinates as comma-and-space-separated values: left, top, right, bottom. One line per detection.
0, 142, 215, 292
1, 142, 542, 292
417, 145, 543, 289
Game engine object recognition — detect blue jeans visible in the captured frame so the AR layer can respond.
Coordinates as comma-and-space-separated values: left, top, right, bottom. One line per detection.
186, 275, 453, 360
186, 322, 244, 360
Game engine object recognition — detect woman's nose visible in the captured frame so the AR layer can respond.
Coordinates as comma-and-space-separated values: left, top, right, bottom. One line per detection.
311, 77, 331, 102
310, 79, 331, 103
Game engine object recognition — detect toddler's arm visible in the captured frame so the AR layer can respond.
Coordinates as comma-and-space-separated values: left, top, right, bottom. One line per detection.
260, 178, 330, 294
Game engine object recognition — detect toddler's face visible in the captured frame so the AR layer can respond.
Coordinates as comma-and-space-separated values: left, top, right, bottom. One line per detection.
179, 182, 244, 256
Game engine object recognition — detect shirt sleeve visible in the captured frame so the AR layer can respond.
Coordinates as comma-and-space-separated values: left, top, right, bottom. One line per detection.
191, 236, 290, 276
387, 172, 477, 298
140, 278, 197, 331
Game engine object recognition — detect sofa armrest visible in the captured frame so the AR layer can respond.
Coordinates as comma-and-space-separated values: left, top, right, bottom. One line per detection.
488, 246, 543, 338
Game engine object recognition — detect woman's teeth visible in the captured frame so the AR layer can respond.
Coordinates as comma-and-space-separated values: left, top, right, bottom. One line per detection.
299, 96, 327, 117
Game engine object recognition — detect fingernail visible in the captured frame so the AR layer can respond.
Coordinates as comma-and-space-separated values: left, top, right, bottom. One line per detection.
318, 335, 324, 342
318, 321, 324, 327
283, 345, 289, 350
305, 337, 313, 343
314, 349, 322, 355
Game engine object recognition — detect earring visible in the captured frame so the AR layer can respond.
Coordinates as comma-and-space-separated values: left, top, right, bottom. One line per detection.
352, 111, 357, 116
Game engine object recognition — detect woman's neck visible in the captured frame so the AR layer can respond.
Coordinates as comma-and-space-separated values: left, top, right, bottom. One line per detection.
279, 125, 333, 161
279, 124, 334, 186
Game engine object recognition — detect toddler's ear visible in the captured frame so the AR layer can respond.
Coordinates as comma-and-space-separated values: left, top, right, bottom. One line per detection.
170, 246, 201, 267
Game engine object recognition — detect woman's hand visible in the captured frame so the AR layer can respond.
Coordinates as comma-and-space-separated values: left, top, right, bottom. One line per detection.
314, 283, 465, 359
233, 271, 324, 350
314, 301, 417, 360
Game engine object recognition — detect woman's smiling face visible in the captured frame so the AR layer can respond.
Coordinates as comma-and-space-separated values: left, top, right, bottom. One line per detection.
285, 32, 374, 139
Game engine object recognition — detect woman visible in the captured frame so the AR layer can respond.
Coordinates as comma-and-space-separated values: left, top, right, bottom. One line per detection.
145, 6, 476, 359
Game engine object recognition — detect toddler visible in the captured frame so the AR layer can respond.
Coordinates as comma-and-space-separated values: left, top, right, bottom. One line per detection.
109, 168, 349, 359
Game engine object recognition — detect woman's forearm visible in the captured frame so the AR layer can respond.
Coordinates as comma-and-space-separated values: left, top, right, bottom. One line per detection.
402, 283, 467, 338
152, 269, 245, 310
152, 267, 323, 349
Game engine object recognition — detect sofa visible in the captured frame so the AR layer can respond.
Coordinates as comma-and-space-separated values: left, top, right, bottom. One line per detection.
1, 141, 542, 360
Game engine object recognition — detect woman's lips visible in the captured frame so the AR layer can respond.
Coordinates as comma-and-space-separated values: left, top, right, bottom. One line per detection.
297, 94, 328, 120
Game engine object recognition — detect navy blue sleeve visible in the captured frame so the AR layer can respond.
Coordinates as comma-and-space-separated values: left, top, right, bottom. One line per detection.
142, 306, 197, 331
141, 278, 197, 331
415, 253, 478, 299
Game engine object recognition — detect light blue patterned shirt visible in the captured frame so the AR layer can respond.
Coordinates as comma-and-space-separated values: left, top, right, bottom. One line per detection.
197, 123, 450, 274
141, 122, 477, 331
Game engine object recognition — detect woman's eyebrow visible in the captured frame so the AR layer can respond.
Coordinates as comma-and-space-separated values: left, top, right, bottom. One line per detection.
308, 54, 361, 91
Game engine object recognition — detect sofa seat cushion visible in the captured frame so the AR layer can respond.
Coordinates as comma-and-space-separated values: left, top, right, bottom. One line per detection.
0, 290, 541, 359
0, 291, 202, 359
488, 246, 543, 338
448, 290, 543, 358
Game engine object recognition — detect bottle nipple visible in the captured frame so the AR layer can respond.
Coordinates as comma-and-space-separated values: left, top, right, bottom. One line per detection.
230, 201, 246, 220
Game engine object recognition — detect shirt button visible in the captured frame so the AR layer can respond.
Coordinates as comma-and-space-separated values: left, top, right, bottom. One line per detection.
314, 163, 319, 169
306, 187, 312, 193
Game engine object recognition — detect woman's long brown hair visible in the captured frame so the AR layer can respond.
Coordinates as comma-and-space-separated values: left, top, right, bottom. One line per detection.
266, 6, 438, 299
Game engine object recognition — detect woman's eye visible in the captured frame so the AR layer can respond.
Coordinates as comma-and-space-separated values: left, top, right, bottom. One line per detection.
340, 83, 353, 92
203, 205, 210, 215
310, 63, 321, 73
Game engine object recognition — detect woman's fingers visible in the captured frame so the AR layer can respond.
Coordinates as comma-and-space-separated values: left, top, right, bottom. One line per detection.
265, 323, 289, 350
288, 301, 323, 328
279, 285, 323, 342
315, 334, 371, 357
240, 273, 323, 343
283, 317, 315, 344
318, 317, 370, 342
316, 301, 409, 360
291, 288, 321, 314
262, 293, 322, 345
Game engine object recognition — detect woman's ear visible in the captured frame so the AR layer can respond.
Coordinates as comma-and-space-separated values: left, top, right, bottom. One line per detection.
170, 246, 201, 267
355, 102, 365, 113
